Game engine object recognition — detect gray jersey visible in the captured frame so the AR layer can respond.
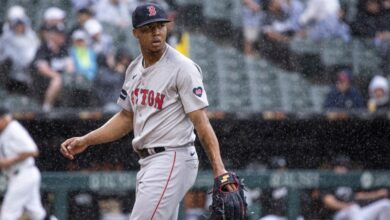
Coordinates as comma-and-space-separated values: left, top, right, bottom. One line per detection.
117, 44, 208, 150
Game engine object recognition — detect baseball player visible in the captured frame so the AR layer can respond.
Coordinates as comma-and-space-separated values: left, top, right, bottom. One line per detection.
321, 155, 390, 220
0, 107, 46, 220
60, 3, 236, 220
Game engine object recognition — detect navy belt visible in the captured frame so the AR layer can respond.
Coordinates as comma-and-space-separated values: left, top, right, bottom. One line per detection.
137, 142, 194, 158
138, 147, 166, 158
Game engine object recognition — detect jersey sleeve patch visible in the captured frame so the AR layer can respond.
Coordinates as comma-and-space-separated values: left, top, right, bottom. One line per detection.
119, 89, 127, 100
192, 87, 203, 97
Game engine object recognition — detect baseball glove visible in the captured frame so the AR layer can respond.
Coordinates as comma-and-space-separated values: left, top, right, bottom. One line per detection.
209, 172, 247, 220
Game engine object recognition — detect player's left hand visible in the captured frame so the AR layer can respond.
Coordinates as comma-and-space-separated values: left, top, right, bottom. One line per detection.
209, 172, 247, 220
60, 136, 89, 160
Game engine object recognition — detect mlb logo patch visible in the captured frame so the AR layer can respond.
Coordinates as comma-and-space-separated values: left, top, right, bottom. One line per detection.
193, 87, 203, 97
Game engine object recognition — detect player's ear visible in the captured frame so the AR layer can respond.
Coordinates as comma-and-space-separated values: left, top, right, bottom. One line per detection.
132, 29, 139, 39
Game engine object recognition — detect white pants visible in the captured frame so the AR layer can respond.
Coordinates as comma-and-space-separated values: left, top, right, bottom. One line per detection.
260, 215, 304, 220
260, 215, 287, 220
0, 166, 46, 220
130, 146, 199, 220
334, 199, 390, 220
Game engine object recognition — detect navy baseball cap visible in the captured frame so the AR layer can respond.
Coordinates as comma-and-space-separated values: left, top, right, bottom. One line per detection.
132, 3, 170, 28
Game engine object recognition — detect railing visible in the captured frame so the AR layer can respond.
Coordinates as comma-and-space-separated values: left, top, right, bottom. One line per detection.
1, 170, 389, 220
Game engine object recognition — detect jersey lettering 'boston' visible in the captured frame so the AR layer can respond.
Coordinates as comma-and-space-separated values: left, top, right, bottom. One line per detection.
130, 88, 166, 110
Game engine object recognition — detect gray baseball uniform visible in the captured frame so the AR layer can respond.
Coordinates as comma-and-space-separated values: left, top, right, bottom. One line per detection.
0, 120, 46, 220
117, 44, 208, 219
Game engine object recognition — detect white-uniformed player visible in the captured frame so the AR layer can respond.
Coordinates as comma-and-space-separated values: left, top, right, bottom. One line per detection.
0, 107, 46, 220
60, 3, 237, 220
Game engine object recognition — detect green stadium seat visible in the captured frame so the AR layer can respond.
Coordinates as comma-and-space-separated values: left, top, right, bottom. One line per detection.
0, 88, 8, 101
189, 34, 220, 109
320, 39, 352, 67
230, 0, 243, 29
215, 46, 251, 112
289, 37, 320, 55
189, 33, 217, 59
352, 38, 382, 77
175, 0, 203, 6
245, 58, 283, 111
278, 72, 313, 112
310, 85, 331, 112
203, 0, 234, 21
3, 94, 40, 112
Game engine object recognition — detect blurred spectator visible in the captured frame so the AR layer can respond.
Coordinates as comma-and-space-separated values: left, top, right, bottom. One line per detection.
351, 0, 390, 71
0, 7, 40, 94
183, 190, 207, 220
320, 155, 390, 220
323, 69, 365, 111
69, 8, 94, 39
94, 48, 131, 111
377, 0, 390, 72
136, 0, 169, 11
68, 191, 100, 220
39, 7, 67, 44
43, 7, 67, 26
283, 0, 304, 32
94, 0, 131, 29
351, 0, 384, 38
166, 11, 190, 57
2, 5, 28, 33
32, 23, 74, 112
259, 156, 306, 220
70, 30, 98, 81
64, 30, 99, 109
241, 0, 263, 57
367, 75, 390, 112
84, 19, 115, 68
260, 0, 297, 69
298, 0, 350, 42
71, 0, 98, 11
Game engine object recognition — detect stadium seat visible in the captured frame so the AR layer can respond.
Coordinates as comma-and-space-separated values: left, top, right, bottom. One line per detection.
289, 37, 320, 55
189, 33, 220, 110
202, 0, 234, 21
175, 0, 203, 6
245, 58, 283, 111
189, 33, 217, 60
320, 39, 352, 68
229, 0, 243, 29
310, 85, 331, 112
0, 88, 8, 101
278, 71, 314, 112
3, 94, 40, 112
215, 46, 251, 112
352, 38, 382, 77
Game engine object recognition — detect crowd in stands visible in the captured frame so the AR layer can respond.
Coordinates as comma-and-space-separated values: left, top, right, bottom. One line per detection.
241, 0, 390, 113
0, 0, 389, 114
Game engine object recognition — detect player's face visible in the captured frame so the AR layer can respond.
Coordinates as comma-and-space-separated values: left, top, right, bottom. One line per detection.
134, 22, 168, 53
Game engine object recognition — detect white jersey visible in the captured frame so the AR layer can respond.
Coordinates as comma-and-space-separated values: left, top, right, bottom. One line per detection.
117, 44, 208, 150
0, 120, 37, 177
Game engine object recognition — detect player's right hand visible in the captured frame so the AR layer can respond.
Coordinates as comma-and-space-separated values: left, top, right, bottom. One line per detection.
60, 137, 89, 160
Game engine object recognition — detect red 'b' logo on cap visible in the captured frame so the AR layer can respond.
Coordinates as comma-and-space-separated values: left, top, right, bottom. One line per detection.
147, 6, 157, 16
